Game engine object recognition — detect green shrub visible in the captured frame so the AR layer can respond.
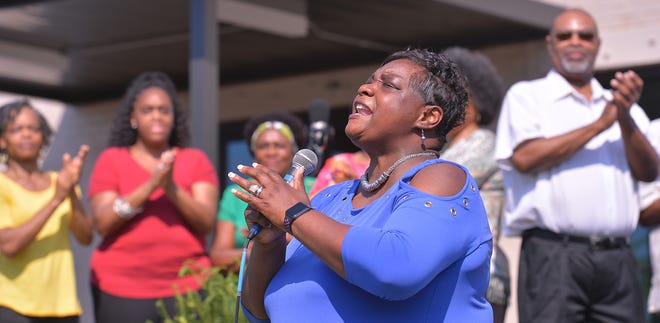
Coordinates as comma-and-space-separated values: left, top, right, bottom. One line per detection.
151, 260, 248, 323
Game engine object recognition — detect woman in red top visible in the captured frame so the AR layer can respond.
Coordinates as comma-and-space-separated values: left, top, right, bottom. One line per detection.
87, 72, 219, 323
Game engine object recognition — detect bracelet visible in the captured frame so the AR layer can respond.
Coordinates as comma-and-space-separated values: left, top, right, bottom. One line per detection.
113, 197, 143, 220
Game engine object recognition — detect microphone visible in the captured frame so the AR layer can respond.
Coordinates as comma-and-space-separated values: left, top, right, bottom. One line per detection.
246, 149, 318, 240
307, 99, 334, 174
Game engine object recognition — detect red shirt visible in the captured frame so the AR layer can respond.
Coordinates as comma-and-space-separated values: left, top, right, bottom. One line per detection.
88, 147, 218, 298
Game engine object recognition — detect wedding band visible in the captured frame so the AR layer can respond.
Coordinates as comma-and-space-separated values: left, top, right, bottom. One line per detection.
248, 184, 264, 197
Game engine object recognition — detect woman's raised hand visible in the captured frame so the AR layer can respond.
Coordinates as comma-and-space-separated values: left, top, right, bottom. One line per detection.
55, 145, 89, 200
152, 148, 177, 190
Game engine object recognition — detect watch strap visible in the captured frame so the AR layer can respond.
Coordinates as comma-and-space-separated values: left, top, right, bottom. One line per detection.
284, 202, 313, 234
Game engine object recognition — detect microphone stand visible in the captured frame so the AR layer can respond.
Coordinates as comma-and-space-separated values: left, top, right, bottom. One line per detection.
234, 148, 318, 321
235, 239, 251, 323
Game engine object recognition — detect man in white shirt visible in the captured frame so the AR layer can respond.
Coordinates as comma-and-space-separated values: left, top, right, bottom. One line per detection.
495, 8, 659, 323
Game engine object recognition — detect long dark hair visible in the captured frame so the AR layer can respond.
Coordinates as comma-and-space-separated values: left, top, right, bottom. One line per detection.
108, 71, 189, 147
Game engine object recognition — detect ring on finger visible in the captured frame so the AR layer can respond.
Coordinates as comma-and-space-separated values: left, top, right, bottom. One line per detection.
248, 184, 264, 197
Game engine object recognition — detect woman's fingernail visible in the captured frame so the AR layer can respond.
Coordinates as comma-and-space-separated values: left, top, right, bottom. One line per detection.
237, 164, 244, 170
252, 162, 259, 167
228, 172, 236, 178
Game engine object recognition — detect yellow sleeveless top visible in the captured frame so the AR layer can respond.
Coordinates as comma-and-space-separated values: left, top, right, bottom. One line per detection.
0, 172, 82, 317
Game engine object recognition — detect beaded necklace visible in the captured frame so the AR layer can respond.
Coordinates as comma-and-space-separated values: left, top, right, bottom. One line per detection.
360, 151, 438, 192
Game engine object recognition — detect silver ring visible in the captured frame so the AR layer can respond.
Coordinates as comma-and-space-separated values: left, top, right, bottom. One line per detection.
248, 184, 264, 197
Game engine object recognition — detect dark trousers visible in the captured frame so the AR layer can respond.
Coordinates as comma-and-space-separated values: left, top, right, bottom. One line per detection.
519, 229, 645, 323
0, 306, 78, 323
91, 285, 177, 323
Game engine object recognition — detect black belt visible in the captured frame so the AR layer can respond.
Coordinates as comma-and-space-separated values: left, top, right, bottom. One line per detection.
523, 228, 630, 250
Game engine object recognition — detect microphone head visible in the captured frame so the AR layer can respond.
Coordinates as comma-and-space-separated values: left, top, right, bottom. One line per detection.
293, 148, 318, 176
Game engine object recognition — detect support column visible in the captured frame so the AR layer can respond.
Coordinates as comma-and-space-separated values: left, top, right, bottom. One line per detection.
189, 0, 219, 168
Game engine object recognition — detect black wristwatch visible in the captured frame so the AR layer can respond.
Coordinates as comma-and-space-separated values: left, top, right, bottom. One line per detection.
284, 202, 313, 234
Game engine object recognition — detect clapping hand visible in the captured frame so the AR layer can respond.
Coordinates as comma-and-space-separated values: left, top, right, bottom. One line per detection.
610, 70, 643, 113
152, 148, 177, 190
599, 70, 644, 130
55, 145, 89, 200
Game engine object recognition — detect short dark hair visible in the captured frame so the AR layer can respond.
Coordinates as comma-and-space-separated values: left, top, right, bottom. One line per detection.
380, 48, 468, 142
442, 47, 504, 126
108, 71, 189, 147
242, 111, 307, 155
0, 99, 53, 162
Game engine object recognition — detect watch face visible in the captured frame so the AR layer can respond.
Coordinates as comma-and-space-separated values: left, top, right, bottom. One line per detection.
286, 202, 311, 218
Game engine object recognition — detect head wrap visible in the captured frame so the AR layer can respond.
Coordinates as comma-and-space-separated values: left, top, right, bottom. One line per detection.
250, 121, 297, 153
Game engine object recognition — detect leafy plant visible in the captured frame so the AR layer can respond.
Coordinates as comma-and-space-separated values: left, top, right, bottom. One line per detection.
151, 260, 248, 323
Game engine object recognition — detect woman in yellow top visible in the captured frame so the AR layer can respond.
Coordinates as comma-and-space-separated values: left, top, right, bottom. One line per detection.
0, 99, 93, 323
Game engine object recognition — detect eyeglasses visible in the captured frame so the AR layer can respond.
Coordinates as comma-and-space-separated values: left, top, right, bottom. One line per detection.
553, 30, 596, 42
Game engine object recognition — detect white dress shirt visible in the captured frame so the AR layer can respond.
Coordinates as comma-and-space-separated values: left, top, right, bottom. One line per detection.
495, 70, 651, 237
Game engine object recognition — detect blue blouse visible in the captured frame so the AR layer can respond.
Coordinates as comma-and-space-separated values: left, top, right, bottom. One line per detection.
246, 159, 493, 322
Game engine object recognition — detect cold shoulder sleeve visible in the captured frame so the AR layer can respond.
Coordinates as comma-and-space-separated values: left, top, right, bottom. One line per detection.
341, 179, 492, 301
